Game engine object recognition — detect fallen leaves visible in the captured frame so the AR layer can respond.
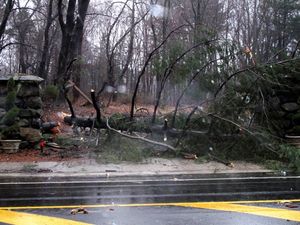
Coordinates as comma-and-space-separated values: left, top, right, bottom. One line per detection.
182, 152, 198, 160
70, 207, 89, 215
278, 200, 299, 209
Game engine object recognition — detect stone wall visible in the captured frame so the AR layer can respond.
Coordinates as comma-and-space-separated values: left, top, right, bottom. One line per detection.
0, 75, 43, 141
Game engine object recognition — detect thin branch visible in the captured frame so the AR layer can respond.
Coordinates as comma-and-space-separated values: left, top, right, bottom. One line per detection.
109, 11, 149, 59
209, 114, 254, 135
170, 56, 231, 127
258, 87, 271, 130
175, 100, 211, 146
130, 24, 187, 119
292, 40, 300, 58
106, 0, 129, 59
0, 42, 42, 52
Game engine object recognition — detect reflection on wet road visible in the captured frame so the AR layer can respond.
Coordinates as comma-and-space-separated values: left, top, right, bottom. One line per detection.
0, 173, 299, 224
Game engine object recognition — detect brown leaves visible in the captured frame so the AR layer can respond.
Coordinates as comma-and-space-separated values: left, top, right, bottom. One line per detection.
70, 207, 88, 215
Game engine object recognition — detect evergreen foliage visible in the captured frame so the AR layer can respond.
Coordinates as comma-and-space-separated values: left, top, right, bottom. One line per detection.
0, 78, 20, 139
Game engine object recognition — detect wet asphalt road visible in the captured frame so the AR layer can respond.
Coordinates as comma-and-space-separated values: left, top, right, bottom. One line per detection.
0, 172, 299, 206
0, 172, 299, 224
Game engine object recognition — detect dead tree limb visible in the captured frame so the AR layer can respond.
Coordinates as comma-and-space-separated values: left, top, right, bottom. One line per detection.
64, 116, 100, 128
91, 89, 101, 125
67, 80, 93, 104
106, 118, 176, 152
209, 114, 254, 135
63, 87, 75, 119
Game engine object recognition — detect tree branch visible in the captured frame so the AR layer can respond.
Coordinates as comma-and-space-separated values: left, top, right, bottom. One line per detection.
214, 58, 300, 98
130, 24, 187, 120
106, 118, 176, 152
0, 0, 14, 42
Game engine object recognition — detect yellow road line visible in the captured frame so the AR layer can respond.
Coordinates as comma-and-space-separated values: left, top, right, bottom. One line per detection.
0, 200, 300, 223
0, 209, 92, 225
1, 199, 300, 210
177, 202, 300, 222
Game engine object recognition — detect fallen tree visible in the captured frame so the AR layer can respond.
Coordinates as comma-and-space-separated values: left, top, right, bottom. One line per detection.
63, 114, 209, 138
105, 118, 176, 152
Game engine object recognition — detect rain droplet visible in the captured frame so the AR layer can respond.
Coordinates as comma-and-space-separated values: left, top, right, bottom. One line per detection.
281, 171, 286, 176
149, 4, 166, 18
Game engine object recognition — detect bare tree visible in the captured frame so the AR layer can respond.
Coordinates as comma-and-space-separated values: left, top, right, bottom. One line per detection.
130, 24, 187, 120
12, 0, 40, 73
37, 0, 55, 81
103, 0, 148, 103
56, 0, 90, 97
0, 0, 14, 53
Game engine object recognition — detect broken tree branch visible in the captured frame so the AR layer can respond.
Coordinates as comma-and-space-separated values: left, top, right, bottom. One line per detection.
68, 80, 93, 104
63, 86, 75, 119
91, 89, 101, 125
105, 118, 176, 152
208, 114, 254, 135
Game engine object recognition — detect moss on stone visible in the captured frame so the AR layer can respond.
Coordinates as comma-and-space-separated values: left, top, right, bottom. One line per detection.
0, 107, 20, 126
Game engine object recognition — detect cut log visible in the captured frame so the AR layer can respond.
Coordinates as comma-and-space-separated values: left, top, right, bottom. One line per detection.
41, 122, 60, 133
63, 115, 209, 138
64, 116, 105, 128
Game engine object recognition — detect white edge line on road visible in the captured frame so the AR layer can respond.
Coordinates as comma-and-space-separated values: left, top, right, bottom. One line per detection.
0, 176, 299, 185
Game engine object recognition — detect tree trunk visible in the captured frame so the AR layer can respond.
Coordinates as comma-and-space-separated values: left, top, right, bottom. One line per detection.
0, 0, 14, 53
38, 0, 53, 81
56, 0, 90, 100
69, 0, 90, 99
56, 0, 76, 84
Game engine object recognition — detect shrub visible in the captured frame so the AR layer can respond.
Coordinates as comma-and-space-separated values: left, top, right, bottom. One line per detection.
1, 107, 20, 126
42, 85, 59, 101
279, 144, 300, 172
5, 90, 16, 110
1, 78, 21, 139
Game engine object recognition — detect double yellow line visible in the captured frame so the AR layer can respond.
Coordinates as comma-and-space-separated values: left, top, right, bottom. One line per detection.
1, 199, 300, 225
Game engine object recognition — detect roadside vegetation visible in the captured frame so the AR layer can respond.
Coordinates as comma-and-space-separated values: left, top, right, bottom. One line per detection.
0, 0, 299, 172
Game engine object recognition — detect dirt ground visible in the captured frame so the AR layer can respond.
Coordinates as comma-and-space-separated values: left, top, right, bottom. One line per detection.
0, 99, 270, 173
0, 98, 174, 163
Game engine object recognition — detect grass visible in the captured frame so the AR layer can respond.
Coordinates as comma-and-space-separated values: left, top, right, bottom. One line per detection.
48, 127, 300, 172
95, 134, 155, 163
264, 160, 287, 171
21, 164, 37, 172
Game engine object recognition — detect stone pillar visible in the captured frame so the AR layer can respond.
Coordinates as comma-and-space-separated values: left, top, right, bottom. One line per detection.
0, 74, 44, 142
